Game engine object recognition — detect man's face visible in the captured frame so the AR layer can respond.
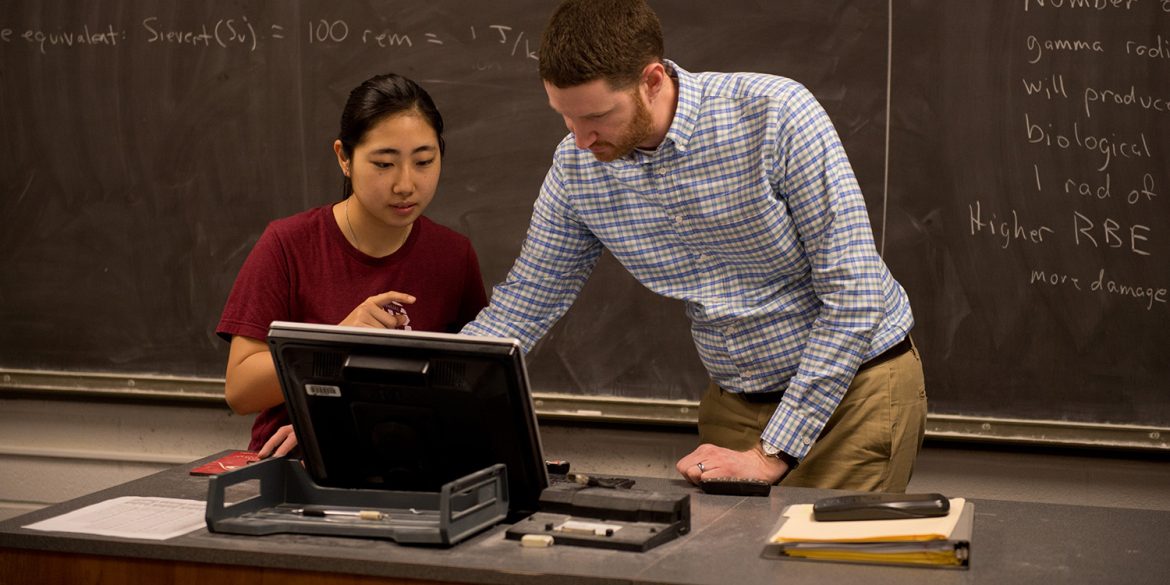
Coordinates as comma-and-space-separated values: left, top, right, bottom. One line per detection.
544, 79, 653, 162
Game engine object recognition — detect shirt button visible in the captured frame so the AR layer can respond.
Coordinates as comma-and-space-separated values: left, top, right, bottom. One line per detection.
674, 215, 684, 224
802, 437, 812, 445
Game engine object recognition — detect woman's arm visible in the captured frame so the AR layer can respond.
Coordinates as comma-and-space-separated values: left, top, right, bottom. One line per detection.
224, 335, 282, 415
224, 290, 416, 415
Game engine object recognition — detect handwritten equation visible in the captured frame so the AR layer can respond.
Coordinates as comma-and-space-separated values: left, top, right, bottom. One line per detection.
0, 15, 540, 61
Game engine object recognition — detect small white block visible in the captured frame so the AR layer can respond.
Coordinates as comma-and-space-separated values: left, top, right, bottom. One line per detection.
520, 534, 554, 548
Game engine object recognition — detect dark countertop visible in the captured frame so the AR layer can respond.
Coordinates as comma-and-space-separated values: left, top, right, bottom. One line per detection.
2, 451, 1167, 585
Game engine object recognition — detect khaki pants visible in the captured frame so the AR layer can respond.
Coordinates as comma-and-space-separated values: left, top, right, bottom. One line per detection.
698, 342, 926, 492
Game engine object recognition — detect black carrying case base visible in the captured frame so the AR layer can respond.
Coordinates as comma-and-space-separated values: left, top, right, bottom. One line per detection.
205, 457, 507, 546
505, 483, 690, 552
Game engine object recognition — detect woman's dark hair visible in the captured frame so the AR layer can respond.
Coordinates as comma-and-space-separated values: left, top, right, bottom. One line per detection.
539, 0, 664, 89
337, 73, 445, 198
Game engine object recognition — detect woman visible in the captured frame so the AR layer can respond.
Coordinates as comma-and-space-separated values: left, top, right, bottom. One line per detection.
216, 73, 487, 457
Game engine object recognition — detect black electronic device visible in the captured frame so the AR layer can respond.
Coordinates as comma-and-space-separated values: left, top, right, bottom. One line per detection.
812, 492, 950, 521
505, 482, 690, 552
267, 321, 549, 518
699, 477, 772, 497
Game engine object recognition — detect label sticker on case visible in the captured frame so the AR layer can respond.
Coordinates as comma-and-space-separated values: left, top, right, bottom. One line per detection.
305, 384, 341, 397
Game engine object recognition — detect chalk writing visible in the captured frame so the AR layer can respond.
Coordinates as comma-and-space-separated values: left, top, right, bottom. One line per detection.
483, 25, 536, 59
1072, 211, 1152, 255
1025, 35, 1170, 64
1024, 113, 1153, 171
1022, 74, 1069, 100
309, 19, 349, 43
967, 201, 1055, 249
1029, 267, 1167, 310
142, 16, 259, 51
1089, 268, 1168, 309
298, 19, 538, 60
1, 15, 539, 62
1029, 268, 1082, 290
361, 28, 413, 48
967, 200, 1156, 256
489, 25, 513, 43
1026, 35, 1104, 63
1125, 34, 1170, 59
213, 16, 257, 50
1013, 0, 1169, 319
1062, 172, 1159, 205
13, 24, 124, 54
142, 18, 212, 46
1024, 0, 1139, 10
1083, 84, 1170, 118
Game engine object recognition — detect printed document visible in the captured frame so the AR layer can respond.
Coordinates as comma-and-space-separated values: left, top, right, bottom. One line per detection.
24, 496, 206, 540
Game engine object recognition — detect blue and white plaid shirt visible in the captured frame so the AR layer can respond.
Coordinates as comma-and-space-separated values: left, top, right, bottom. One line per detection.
464, 61, 914, 460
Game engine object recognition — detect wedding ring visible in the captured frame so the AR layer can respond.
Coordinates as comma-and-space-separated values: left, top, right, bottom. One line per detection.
696, 462, 706, 472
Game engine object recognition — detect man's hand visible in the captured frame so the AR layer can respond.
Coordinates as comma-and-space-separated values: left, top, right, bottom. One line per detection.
675, 443, 788, 485
257, 424, 300, 459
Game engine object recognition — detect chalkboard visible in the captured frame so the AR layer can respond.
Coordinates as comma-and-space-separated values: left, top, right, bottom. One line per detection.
1, 1, 1164, 430
885, 0, 1170, 427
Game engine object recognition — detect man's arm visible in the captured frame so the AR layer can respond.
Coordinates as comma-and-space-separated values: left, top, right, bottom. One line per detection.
462, 161, 603, 349
760, 84, 890, 462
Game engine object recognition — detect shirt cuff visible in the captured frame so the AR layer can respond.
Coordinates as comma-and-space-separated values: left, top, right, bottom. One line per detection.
760, 403, 825, 461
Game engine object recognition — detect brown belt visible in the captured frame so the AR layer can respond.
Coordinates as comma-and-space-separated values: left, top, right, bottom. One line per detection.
737, 336, 913, 404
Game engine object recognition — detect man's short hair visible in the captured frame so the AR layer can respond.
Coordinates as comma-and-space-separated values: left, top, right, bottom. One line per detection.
539, 0, 664, 89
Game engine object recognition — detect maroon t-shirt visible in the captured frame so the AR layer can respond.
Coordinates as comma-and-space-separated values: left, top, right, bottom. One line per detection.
216, 205, 488, 450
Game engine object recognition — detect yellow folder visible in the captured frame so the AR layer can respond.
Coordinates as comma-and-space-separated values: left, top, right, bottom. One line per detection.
764, 498, 973, 568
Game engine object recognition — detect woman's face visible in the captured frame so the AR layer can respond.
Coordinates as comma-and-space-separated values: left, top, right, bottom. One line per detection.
341, 111, 441, 229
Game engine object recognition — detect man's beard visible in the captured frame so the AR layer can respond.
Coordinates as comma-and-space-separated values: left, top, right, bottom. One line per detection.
590, 93, 653, 162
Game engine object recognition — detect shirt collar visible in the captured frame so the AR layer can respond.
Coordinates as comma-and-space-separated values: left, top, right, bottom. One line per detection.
660, 59, 698, 154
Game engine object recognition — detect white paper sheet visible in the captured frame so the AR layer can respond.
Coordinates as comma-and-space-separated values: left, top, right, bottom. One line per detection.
24, 496, 206, 541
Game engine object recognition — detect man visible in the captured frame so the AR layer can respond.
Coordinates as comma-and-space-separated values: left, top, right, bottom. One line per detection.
462, 0, 926, 491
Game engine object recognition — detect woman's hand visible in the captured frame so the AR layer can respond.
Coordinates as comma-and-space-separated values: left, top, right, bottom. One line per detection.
257, 424, 300, 459
339, 291, 416, 329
